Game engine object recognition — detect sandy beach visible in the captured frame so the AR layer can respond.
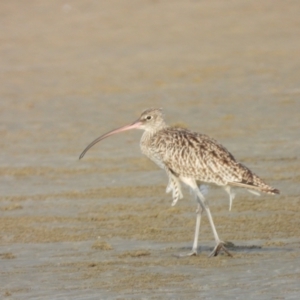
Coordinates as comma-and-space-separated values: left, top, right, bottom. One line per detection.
1, 0, 300, 299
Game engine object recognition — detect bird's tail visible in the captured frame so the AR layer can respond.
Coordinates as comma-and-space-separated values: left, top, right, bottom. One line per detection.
229, 170, 280, 195
230, 164, 280, 195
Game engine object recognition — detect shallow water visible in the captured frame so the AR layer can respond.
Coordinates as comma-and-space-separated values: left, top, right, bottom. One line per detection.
1, 0, 300, 299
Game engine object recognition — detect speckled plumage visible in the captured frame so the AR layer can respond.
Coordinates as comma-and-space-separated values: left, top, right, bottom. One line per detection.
79, 108, 280, 257
139, 109, 279, 197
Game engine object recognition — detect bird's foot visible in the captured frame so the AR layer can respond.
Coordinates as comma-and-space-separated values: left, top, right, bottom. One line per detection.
173, 249, 198, 258
208, 242, 233, 258
171, 197, 179, 206
171, 192, 183, 206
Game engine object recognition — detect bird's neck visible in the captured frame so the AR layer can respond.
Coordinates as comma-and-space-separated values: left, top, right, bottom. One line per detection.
140, 130, 154, 145
140, 123, 168, 155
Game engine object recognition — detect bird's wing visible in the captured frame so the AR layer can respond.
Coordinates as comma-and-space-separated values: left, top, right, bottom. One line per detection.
150, 127, 249, 185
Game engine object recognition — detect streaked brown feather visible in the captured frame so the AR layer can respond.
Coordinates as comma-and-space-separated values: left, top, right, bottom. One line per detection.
141, 126, 278, 194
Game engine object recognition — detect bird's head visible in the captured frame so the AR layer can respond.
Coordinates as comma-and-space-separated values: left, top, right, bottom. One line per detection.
137, 108, 166, 132
79, 108, 166, 159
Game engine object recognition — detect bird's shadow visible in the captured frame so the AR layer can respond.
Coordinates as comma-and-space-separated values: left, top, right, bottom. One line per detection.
178, 241, 292, 255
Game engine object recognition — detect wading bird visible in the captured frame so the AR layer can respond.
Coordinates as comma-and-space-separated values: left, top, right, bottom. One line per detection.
79, 108, 279, 257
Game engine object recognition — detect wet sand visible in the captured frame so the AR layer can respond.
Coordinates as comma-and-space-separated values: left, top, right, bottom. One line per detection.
1, 0, 300, 299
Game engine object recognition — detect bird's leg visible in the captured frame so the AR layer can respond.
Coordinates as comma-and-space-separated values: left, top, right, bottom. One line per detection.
190, 203, 203, 255
165, 171, 174, 194
174, 177, 205, 257
180, 177, 232, 258
205, 206, 232, 257
176, 203, 203, 257
224, 186, 236, 211
166, 180, 172, 194
193, 187, 232, 257
171, 178, 183, 207
166, 172, 183, 206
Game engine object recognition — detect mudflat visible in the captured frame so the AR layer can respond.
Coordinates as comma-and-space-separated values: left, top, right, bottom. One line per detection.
1, 1, 300, 299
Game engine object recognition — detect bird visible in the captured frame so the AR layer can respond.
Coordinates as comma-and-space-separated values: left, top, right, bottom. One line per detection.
79, 108, 280, 257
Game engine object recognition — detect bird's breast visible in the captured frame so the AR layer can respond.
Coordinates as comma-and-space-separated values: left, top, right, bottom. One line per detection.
140, 132, 165, 170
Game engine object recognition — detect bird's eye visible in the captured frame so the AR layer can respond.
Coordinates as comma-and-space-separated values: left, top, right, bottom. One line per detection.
146, 115, 152, 120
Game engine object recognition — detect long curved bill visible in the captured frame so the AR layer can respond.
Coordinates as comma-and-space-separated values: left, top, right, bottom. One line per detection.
79, 119, 142, 159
